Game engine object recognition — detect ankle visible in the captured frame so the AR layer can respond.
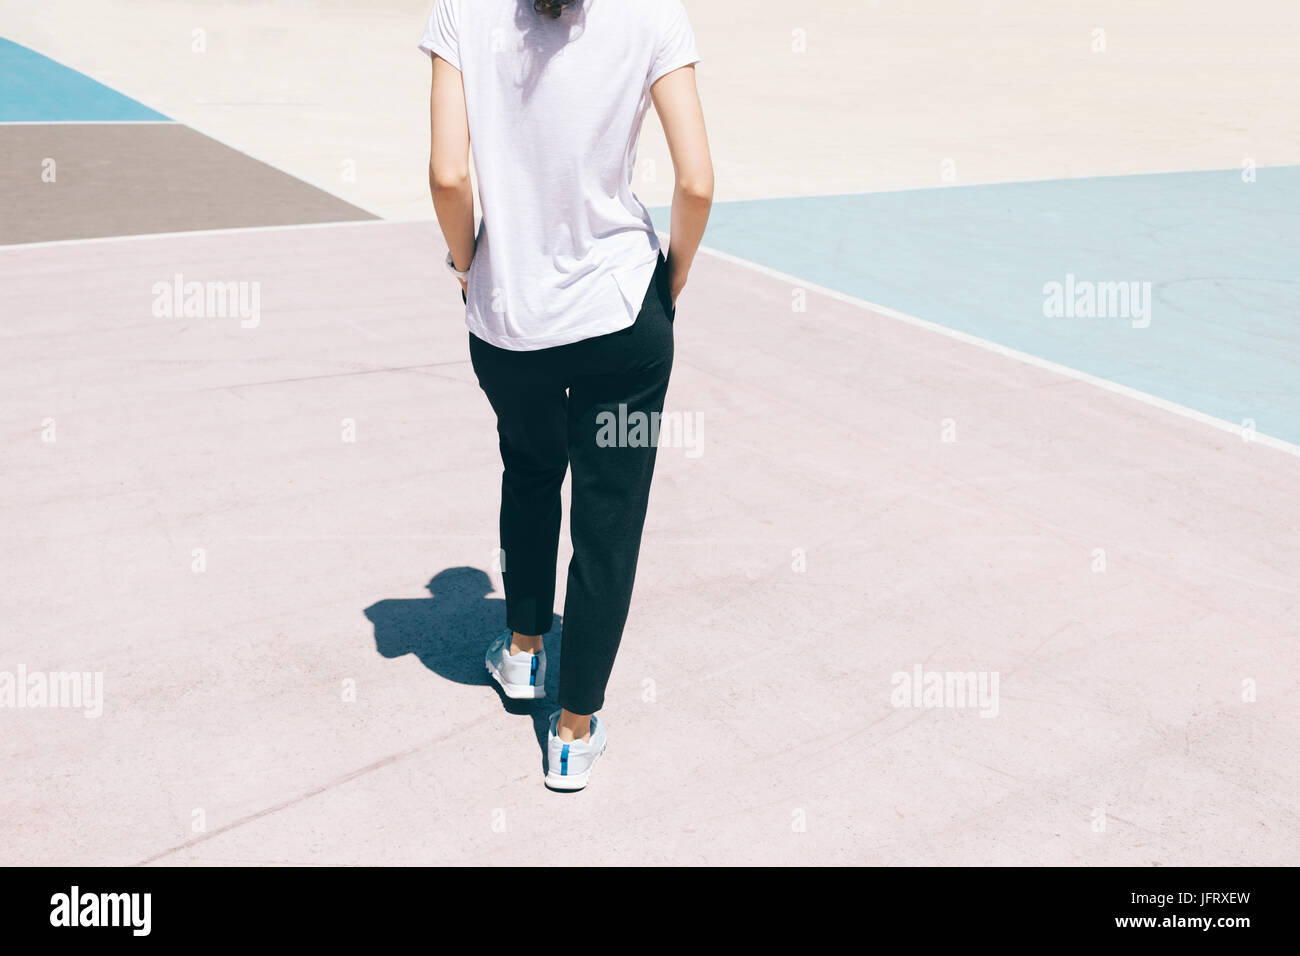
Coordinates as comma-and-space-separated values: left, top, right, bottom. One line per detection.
556, 710, 591, 743
510, 631, 543, 655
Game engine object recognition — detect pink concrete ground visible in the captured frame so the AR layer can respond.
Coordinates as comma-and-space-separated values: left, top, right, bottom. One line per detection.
2, 221, 1297, 865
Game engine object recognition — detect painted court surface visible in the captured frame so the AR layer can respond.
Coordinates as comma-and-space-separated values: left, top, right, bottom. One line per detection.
1, 2, 1297, 865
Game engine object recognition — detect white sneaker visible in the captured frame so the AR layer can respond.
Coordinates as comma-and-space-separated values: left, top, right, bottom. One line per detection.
545, 710, 608, 791
484, 630, 546, 700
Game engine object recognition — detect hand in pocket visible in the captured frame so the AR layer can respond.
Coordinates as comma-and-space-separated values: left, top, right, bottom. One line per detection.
656, 257, 677, 321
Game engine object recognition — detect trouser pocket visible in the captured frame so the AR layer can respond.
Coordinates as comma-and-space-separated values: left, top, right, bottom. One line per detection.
653, 252, 676, 323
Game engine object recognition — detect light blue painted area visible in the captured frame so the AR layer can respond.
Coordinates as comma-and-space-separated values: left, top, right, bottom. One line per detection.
0, 37, 169, 121
652, 167, 1300, 445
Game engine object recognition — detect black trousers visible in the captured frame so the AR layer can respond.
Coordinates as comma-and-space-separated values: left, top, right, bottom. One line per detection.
469, 252, 676, 714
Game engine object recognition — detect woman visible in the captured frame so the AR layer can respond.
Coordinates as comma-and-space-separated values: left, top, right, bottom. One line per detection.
420, 0, 713, 790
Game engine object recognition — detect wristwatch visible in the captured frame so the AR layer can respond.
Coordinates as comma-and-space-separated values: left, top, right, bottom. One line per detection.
445, 250, 471, 282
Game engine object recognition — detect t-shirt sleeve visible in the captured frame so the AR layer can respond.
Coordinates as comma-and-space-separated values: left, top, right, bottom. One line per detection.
418, 0, 460, 71
648, 0, 701, 87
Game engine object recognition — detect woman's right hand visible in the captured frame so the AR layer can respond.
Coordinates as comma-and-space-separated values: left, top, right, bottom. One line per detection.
668, 260, 687, 310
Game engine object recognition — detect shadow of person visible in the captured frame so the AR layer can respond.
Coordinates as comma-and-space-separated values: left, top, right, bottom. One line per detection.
512, 0, 588, 102
364, 566, 561, 755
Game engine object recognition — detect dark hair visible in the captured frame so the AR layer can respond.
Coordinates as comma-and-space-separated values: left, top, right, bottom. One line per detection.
533, 0, 575, 18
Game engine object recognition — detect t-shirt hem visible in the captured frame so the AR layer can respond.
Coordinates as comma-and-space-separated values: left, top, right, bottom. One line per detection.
465, 312, 637, 352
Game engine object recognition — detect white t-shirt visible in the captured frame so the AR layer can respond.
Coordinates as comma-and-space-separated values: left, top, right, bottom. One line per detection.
419, 0, 700, 351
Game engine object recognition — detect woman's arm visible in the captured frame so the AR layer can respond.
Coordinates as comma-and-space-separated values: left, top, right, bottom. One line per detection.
650, 64, 714, 307
428, 54, 475, 287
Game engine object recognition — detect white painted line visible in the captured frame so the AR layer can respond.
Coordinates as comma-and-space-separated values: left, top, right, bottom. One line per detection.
672, 162, 1299, 205
698, 243, 1300, 460
0, 120, 175, 125
372, 162, 1300, 221
0, 217, 398, 251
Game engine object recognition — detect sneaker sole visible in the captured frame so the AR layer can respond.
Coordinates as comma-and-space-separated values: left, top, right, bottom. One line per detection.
544, 742, 607, 790
485, 659, 546, 700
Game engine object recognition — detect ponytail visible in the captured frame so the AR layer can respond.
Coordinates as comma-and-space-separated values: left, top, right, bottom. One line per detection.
533, 0, 575, 19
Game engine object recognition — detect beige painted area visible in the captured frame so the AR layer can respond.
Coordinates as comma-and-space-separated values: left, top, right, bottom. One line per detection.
5, 1, 1299, 215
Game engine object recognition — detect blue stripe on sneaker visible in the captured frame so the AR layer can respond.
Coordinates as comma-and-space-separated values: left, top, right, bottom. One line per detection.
529, 655, 539, 686
560, 743, 570, 776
